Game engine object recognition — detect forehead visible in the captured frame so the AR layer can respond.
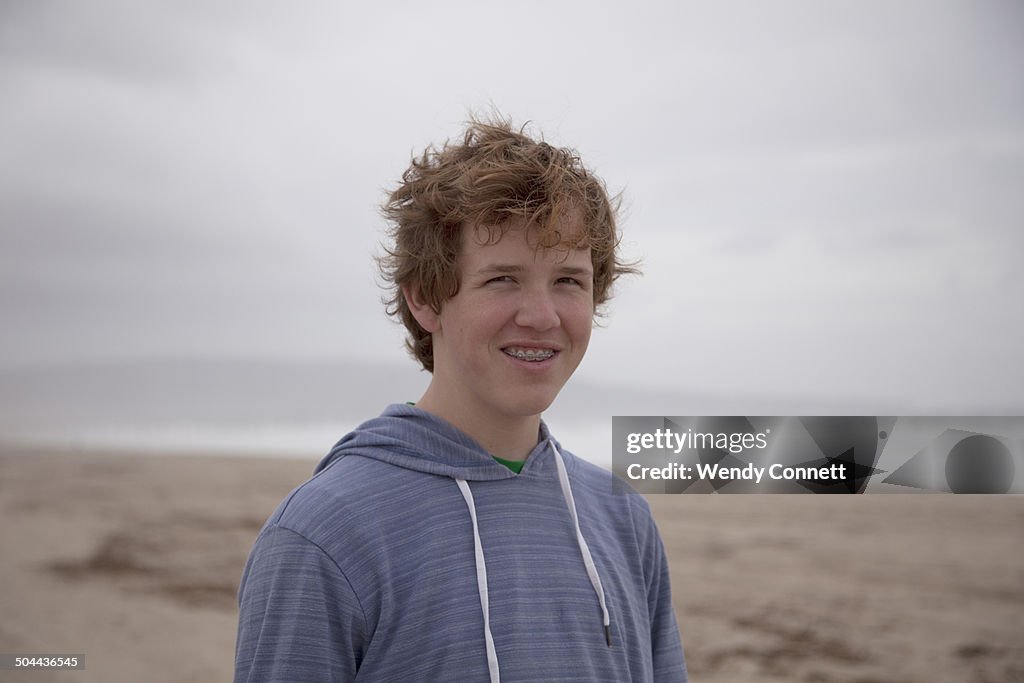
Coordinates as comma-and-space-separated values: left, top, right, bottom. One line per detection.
460, 216, 592, 267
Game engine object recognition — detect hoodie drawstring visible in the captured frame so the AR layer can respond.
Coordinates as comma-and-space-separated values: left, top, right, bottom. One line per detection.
455, 441, 612, 683
550, 440, 613, 648
456, 478, 501, 683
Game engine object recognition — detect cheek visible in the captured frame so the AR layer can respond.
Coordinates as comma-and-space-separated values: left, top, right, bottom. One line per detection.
479, 302, 520, 334
566, 309, 594, 348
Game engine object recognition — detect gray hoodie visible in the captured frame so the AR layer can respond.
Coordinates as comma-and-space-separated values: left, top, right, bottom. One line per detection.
235, 403, 687, 681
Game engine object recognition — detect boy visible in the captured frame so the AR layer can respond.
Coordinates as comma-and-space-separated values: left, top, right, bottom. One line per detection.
234, 117, 687, 681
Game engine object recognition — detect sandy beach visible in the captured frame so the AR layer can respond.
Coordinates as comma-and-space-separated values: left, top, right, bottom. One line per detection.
1, 447, 1021, 682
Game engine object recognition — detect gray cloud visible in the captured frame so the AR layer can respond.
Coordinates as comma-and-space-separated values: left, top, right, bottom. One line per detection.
1, 0, 1021, 410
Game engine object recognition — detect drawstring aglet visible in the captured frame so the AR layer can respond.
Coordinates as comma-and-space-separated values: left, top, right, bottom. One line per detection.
604, 624, 612, 647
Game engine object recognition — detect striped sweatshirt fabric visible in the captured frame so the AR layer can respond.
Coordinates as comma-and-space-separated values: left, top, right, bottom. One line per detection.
234, 404, 687, 681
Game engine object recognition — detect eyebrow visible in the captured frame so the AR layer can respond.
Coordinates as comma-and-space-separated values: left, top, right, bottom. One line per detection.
475, 264, 594, 276
476, 265, 523, 275
555, 265, 594, 277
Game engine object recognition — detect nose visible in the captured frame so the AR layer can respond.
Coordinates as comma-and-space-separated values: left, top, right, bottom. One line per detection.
514, 286, 560, 331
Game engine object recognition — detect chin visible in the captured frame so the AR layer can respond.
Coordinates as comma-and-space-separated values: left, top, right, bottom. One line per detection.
501, 392, 560, 419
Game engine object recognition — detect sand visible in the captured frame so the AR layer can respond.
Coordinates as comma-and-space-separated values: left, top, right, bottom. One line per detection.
1, 447, 1021, 682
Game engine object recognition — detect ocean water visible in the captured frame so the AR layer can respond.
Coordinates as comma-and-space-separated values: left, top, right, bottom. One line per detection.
1, 421, 355, 460
7, 358, 1017, 477
0, 359, 618, 466
0, 417, 615, 469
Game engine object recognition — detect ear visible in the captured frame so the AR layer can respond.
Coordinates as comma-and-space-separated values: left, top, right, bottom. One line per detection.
401, 283, 441, 333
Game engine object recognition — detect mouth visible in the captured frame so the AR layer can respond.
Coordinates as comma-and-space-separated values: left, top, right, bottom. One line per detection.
501, 346, 557, 362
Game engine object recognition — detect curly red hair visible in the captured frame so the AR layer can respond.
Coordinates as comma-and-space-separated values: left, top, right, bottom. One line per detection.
378, 115, 638, 372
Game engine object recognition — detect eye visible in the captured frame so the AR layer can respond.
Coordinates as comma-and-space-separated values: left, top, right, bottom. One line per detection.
556, 276, 587, 288
486, 275, 515, 284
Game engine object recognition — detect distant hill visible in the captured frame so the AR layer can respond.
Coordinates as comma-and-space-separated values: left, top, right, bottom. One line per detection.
0, 358, 430, 429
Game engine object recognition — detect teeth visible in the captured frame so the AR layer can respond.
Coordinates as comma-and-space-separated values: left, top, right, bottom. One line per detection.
505, 348, 554, 362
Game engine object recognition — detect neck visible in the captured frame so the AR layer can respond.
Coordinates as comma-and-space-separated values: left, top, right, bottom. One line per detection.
414, 385, 542, 461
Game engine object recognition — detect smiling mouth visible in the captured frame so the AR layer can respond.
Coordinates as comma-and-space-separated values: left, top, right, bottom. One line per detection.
502, 347, 556, 362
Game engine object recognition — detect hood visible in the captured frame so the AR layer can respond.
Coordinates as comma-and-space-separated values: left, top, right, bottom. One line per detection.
314, 403, 556, 481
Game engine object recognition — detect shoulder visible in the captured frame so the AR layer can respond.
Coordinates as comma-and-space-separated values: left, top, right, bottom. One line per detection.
267, 454, 449, 541
262, 453, 471, 568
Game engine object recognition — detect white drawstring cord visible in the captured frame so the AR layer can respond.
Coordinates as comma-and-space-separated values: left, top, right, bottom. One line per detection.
456, 478, 501, 683
457, 443, 613, 681
551, 441, 613, 646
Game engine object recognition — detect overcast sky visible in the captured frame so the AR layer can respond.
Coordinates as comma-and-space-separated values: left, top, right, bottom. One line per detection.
2, 0, 1022, 411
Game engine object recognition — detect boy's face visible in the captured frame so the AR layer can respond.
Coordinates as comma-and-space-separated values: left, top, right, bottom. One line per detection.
424, 217, 594, 424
